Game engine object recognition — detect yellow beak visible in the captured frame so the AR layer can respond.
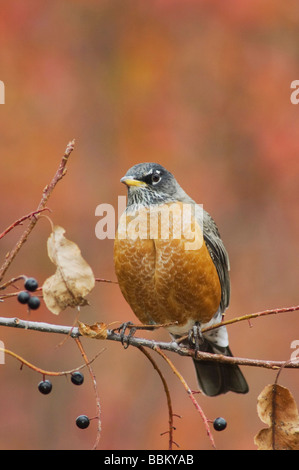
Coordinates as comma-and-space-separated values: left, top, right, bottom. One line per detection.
120, 177, 147, 187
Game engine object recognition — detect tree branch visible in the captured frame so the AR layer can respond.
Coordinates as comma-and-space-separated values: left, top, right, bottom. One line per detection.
0, 343, 105, 376
153, 345, 216, 448
0, 315, 299, 370
0, 139, 75, 283
138, 345, 176, 450
0, 208, 51, 241
202, 305, 299, 334
74, 337, 102, 450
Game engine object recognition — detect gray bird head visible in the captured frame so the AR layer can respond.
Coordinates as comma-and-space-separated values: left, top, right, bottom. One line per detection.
120, 163, 191, 207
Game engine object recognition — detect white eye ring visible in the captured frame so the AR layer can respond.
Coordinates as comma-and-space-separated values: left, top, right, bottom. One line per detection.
152, 174, 161, 185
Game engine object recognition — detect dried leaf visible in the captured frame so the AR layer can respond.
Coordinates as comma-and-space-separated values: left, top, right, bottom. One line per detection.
42, 226, 95, 315
254, 384, 299, 450
78, 320, 108, 339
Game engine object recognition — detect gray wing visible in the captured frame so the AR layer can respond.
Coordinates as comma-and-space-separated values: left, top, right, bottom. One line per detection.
202, 209, 230, 312
178, 193, 231, 313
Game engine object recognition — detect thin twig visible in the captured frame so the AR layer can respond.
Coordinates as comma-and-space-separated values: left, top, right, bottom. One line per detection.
75, 337, 102, 450
138, 345, 175, 450
0, 345, 105, 376
0, 208, 51, 240
95, 278, 118, 284
0, 275, 28, 291
153, 345, 216, 449
175, 305, 299, 343
202, 305, 299, 333
0, 139, 75, 283
274, 358, 299, 385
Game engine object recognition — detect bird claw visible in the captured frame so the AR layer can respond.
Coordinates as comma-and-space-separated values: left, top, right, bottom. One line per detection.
188, 322, 204, 353
115, 321, 137, 349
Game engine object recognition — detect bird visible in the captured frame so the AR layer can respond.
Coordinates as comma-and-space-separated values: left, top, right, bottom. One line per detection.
113, 162, 249, 396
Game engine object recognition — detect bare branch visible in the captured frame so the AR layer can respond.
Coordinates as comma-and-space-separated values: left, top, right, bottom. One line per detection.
153, 345, 216, 448
0, 208, 51, 240
0, 344, 105, 377
138, 345, 175, 450
0, 316, 80, 337
0, 139, 75, 282
202, 305, 299, 334
75, 337, 102, 450
0, 315, 299, 370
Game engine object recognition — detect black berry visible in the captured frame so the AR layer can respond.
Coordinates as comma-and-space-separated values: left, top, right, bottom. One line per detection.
18, 291, 31, 304
38, 380, 52, 395
24, 277, 38, 292
213, 417, 227, 431
76, 415, 90, 429
71, 371, 84, 386
28, 296, 40, 310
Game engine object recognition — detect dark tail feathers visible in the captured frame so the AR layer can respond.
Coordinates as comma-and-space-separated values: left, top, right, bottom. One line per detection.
193, 341, 249, 397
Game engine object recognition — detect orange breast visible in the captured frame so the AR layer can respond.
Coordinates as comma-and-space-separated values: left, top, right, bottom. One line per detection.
114, 203, 221, 329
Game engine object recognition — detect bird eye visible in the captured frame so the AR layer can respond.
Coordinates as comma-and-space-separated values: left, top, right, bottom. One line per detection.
152, 173, 161, 185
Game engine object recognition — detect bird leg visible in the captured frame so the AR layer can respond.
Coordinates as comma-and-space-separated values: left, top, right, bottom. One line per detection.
114, 321, 137, 349
113, 321, 157, 349
188, 322, 204, 353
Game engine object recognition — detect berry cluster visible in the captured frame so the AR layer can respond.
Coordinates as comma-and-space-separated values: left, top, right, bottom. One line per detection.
38, 371, 90, 429
17, 277, 40, 310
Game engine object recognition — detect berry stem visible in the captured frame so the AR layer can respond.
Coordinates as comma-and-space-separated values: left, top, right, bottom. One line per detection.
0, 345, 104, 377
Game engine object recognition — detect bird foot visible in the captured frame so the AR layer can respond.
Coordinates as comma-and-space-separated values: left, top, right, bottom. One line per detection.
113, 321, 157, 349
113, 321, 137, 349
188, 322, 204, 353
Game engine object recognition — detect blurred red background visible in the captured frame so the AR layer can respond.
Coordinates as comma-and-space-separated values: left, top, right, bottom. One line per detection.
0, 0, 298, 450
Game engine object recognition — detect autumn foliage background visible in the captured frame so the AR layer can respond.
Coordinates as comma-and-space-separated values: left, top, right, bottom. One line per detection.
0, 0, 299, 450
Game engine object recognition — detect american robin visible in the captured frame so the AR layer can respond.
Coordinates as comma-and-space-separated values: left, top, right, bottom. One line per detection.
114, 163, 248, 396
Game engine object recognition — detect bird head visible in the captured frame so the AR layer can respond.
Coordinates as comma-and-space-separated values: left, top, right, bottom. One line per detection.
120, 162, 189, 207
